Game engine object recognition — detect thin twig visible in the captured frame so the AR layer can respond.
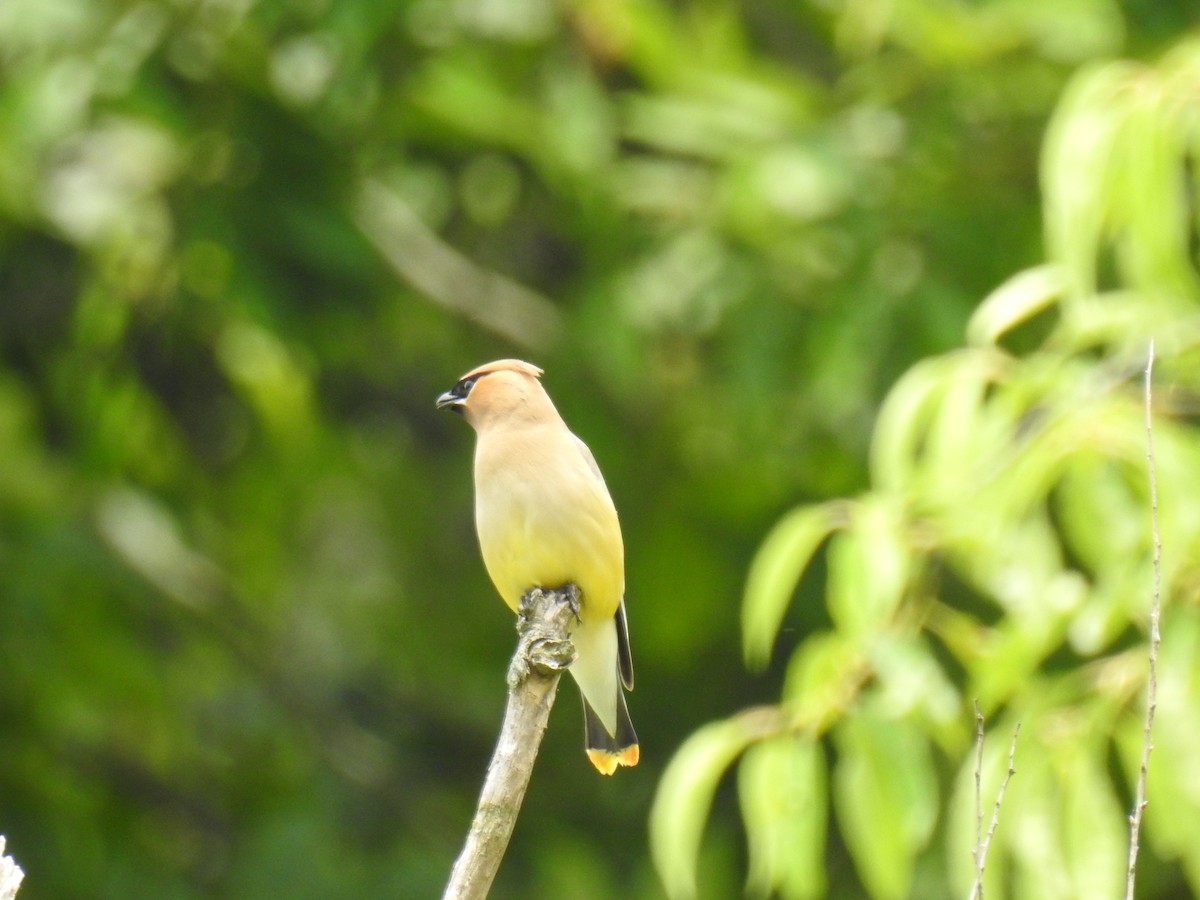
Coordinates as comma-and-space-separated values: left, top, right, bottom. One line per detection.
1126, 339, 1162, 900
972, 701, 984, 896
969, 714, 1020, 900
442, 585, 580, 900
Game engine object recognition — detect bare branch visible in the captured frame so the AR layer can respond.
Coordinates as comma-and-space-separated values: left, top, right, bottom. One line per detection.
442, 585, 580, 900
972, 701, 984, 896
969, 711, 1020, 900
1126, 339, 1162, 900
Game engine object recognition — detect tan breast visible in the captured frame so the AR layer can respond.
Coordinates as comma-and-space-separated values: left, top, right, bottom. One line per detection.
473, 423, 624, 620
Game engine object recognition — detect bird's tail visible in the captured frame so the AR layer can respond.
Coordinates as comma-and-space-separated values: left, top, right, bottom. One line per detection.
583, 690, 639, 775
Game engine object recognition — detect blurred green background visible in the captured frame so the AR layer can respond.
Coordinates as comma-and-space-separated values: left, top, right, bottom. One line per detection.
1, 0, 1198, 897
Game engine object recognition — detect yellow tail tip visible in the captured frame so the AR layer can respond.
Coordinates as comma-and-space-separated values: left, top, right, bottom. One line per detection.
587, 744, 640, 775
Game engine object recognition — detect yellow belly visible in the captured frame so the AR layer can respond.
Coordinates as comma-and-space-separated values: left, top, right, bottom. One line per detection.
481, 528, 623, 621
475, 450, 623, 621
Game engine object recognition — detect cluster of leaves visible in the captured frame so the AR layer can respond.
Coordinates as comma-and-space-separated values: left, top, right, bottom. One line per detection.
651, 38, 1200, 900
1, 0, 1197, 897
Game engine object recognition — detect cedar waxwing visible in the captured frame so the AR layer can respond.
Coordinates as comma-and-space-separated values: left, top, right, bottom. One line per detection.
437, 359, 638, 775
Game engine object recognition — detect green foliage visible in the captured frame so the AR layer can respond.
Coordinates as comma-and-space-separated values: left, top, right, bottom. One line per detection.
650, 715, 768, 900
834, 708, 936, 900
2, 0, 1198, 897
739, 734, 827, 900
651, 34, 1200, 900
742, 503, 841, 671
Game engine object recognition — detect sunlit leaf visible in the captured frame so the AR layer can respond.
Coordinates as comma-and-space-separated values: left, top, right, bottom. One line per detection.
742, 502, 842, 669
871, 634, 959, 729
782, 631, 865, 731
833, 708, 937, 900
1008, 760, 1073, 900
1052, 454, 1143, 575
872, 351, 1005, 496
739, 735, 827, 900
1041, 59, 1141, 299
920, 350, 1006, 500
870, 356, 952, 493
967, 264, 1065, 346
1061, 742, 1124, 897
650, 716, 768, 900
1114, 77, 1199, 300
826, 497, 909, 640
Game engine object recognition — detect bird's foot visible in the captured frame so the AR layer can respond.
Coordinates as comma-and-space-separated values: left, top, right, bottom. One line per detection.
508, 584, 579, 689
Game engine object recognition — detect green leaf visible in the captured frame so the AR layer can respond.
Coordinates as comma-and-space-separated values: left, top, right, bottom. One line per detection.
782, 632, 865, 730
920, 352, 1001, 497
1052, 454, 1143, 576
650, 716, 765, 900
739, 736, 827, 900
826, 497, 909, 639
967, 264, 1065, 346
742, 502, 841, 670
870, 356, 952, 494
1061, 743, 1124, 897
833, 709, 937, 900
871, 633, 959, 728
1008, 749, 1072, 900
1041, 60, 1140, 299
1119, 106, 1189, 296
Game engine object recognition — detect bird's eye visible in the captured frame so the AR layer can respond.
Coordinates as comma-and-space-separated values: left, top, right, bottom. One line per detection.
455, 376, 478, 398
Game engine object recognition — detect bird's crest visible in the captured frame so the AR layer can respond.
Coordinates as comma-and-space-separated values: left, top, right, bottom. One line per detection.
460, 359, 544, 381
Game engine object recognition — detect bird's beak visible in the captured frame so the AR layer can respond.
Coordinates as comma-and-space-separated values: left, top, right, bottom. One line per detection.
436, 390, 465, 411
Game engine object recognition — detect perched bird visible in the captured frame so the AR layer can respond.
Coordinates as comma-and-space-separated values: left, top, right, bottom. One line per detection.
437, 359, 638, 775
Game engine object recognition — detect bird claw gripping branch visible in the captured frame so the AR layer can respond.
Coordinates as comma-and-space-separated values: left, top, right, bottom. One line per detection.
507, 585, 579, 690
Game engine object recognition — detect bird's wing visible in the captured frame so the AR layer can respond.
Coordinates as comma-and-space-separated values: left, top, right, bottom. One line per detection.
615, 599, 634, 690
572, 434, 609, 487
